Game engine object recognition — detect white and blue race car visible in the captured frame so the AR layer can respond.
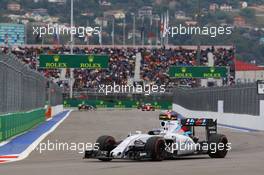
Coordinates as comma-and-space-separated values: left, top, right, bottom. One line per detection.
84, 111, 230, 161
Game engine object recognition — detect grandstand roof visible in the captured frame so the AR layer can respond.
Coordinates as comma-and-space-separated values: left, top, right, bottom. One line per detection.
235, 59, 264, 71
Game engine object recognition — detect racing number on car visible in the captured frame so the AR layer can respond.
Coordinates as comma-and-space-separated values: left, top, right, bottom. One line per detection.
195, 119, 207, 126
186, 118, 195, 125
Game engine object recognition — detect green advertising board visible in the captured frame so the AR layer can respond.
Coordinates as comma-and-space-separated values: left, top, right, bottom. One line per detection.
168, 66, 228, 79
0, 108, 45, 142
39, 54, 109, 68
63, 99, 172, 110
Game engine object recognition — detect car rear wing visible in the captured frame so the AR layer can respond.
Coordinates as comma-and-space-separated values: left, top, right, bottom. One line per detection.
180, 118, 217, 140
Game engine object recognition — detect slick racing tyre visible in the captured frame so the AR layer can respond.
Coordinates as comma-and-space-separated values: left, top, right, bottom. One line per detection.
96, 135, 116, 161
208, 134, 228, 158
145, 137, 165, 161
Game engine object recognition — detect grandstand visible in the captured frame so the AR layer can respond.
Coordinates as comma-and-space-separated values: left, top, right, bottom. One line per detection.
0, 45, 235, 97
0, 23, 25, 46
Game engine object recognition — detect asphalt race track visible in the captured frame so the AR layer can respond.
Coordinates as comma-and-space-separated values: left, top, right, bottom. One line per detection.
1, 110, 264, 175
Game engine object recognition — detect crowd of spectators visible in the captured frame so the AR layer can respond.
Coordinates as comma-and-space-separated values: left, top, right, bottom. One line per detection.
140, 47, 235, 87
0, 46, 235, 90
72, 48, 135, 90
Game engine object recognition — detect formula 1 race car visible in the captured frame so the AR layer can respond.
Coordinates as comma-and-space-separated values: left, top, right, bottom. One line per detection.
159, 110, 182, 120
78, 104, 96, 111
140, 103, 155, 111
84, 111, 230, 161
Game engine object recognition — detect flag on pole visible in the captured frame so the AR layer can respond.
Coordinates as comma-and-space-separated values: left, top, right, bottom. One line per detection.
16, 33, 20, 43
160, 14, 164, 38
140, 26, 144, 41
98, 31, 102, 45
84, 33, 88, 43
147, 32, 155, 39
166, 10, 169, 45
35, 33, 40, 42
53, 33, 59, 45
4, 33, 8, 45
141, 16, 145, 43
160, 14, 164, 45
162, 12, 167, 38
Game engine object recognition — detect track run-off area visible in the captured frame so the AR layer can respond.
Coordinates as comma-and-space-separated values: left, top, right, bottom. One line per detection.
0, 109, 264, 175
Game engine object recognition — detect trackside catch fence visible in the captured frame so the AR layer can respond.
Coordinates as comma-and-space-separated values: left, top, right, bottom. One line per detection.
0, 52, 46, 114
173, 83, 264, 116
0, 52, 63, 142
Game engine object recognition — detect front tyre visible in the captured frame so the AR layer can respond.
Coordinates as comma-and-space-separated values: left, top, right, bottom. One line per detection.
145, 137, 165, 161
96, 135, 116, 161
208, 134, 229, 158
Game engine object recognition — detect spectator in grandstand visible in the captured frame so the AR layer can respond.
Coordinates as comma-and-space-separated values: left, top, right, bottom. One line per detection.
0, 46, 235, 89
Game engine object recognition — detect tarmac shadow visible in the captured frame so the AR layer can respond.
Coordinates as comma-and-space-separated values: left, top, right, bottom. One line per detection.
83, 156, 210, 163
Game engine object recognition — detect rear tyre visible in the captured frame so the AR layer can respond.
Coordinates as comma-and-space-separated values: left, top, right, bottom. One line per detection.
145, 137, 165, 161
96, 135, 116, 161
208, 134, 228, 158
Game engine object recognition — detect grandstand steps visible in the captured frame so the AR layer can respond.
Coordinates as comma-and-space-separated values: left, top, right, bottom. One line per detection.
133, 52, 142, 82
60, 68, 67, 80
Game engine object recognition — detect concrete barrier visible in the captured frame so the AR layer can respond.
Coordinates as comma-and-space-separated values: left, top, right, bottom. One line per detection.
173, 102, 264, 131
51, 105, 64, 117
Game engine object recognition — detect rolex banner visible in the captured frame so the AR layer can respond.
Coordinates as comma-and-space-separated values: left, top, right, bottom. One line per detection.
168, 66, 228, 79
39, 54, 109, 68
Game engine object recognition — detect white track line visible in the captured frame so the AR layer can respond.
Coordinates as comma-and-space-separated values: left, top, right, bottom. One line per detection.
1, 110, 72, 164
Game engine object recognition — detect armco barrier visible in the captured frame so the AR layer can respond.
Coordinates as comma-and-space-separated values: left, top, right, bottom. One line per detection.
0, 108, 45, 142
173, 103, 264, 131
173, 83, 264, 116
63, 99, 172, 109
